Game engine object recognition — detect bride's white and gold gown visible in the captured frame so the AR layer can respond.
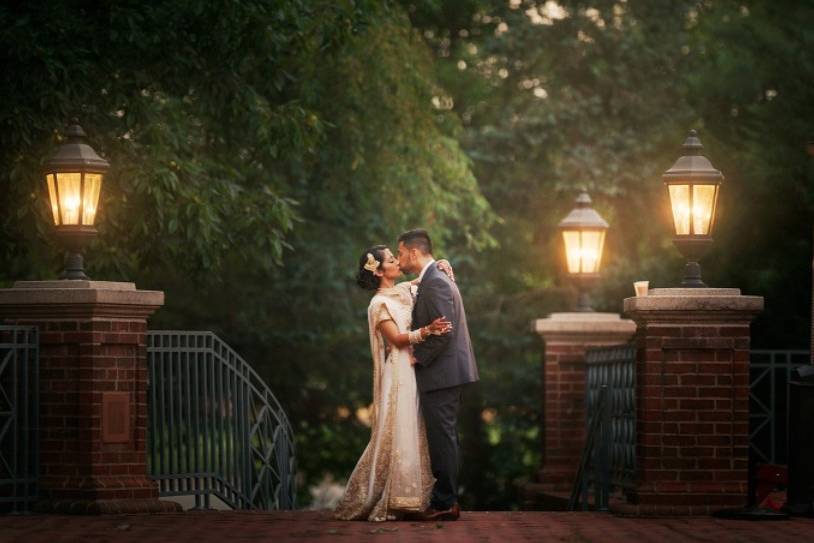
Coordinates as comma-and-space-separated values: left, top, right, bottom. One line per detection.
334, 282, 435, 521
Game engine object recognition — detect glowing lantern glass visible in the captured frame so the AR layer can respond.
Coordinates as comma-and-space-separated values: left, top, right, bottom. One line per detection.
562, 229, 606, 274
43, 123, 109, 279
45, 172, 103, 226
558, 191, 609, 311
662, 130, 723, 287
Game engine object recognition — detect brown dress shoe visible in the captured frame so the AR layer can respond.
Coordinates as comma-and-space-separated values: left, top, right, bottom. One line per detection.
425, 503, 460, 521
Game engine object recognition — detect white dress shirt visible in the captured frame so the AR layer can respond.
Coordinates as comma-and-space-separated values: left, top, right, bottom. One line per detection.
416, 259, 436, 284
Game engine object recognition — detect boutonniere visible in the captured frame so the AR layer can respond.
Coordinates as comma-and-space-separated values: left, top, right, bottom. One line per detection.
409, 284, 419, 298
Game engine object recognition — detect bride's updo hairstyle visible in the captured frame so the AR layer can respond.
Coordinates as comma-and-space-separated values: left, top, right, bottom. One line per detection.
356, 245, 388, 291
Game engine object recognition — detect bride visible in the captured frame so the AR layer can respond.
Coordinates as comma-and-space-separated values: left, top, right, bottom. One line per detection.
333, 245, 453, 521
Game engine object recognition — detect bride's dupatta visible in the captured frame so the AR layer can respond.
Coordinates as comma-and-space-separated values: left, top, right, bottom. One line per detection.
334, 283, 434, 521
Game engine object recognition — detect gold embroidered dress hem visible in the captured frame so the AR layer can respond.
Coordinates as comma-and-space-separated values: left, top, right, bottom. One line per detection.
334, 282, 434, 522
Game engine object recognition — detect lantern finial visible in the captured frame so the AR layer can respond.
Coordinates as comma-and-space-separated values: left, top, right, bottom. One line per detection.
681, 129, 703, 156
64, 122, 87, 142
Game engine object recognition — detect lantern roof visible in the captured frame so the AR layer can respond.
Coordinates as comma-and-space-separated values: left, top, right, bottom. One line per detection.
662, 130, 723, 184
43, 123, 110, 174
557, 191, 609, 230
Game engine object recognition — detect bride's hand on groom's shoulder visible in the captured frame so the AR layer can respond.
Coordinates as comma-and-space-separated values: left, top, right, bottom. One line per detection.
437, 259, 455, 282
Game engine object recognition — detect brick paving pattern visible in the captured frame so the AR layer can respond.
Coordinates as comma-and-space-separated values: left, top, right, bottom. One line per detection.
1, 511, 812, 542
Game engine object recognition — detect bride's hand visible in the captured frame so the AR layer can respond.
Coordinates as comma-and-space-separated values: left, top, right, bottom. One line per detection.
436, 259, 455, 282
427, 317, 453, 336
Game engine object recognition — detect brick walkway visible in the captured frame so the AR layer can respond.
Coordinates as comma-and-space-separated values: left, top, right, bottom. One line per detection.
1, 510, 812, 542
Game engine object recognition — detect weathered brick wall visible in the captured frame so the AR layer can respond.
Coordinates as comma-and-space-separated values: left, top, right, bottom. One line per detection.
620, 290, 763, 515
0, 281, 173, 513
539, 341, 589, 490
626, 322, 751, 514
29, 318, 156, 502
531, 314, 636, 497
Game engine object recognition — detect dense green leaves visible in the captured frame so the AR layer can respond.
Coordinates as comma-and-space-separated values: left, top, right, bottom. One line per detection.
1, 1, 323, 279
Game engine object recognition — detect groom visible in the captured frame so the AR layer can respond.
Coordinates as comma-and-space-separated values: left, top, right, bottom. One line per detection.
397, 228, 479, 521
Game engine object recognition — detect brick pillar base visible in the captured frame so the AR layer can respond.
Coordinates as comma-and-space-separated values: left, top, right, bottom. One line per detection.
617, 288, 763, 516
523, 312, 635, 508
0, 280, 181, 514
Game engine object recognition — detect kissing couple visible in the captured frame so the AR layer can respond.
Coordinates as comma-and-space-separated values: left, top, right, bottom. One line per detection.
333, 229, 479, 522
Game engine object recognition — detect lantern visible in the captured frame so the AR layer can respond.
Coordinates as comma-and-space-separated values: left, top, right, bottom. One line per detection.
558, 191, 609, 311
662, 130, 723, 287
43, 123, 110, 279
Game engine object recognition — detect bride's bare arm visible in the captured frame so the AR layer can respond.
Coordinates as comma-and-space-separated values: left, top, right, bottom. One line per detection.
378, 317, 452, 349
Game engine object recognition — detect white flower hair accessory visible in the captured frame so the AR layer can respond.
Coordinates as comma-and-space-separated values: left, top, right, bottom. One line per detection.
363, 253, 380, 272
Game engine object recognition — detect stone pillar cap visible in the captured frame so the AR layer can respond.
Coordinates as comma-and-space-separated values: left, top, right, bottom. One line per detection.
624, 287, 763, 317
0, 280, 164, 319
13, 280, 137, 290
648, 287, 741, 296
532, 312, 636, 339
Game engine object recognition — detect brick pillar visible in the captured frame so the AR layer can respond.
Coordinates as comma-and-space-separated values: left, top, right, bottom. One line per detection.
617, 288, 763, 516
0, 280, 180, 513
524, 312, 635, 506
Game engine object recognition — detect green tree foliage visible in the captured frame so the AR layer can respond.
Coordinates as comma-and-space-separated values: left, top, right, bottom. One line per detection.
2, 1, 318, 279
685, 1, 814, 347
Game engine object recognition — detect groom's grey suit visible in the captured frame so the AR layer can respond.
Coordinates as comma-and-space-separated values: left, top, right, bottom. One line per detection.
412, 262, 479, 510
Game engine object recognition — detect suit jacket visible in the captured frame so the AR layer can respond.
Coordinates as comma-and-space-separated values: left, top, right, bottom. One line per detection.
411, 264, 479, 392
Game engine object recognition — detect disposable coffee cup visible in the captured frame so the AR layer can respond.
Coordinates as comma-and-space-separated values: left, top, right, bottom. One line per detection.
634, 281, 649, 297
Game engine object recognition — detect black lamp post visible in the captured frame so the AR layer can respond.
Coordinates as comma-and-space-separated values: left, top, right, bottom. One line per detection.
558, 191, 609, 312
43, 123, 109, 280
662, 130, 723, 288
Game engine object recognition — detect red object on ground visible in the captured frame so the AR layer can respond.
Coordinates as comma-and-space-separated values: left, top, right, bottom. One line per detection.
755, 464, 788, 510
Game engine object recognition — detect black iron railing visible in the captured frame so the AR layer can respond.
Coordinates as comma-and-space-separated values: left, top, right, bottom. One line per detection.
749, 350, 810, 465
147, 331, 296, 510
0, 326, 38, 514
571, 346, 811, 512
570, 344, 636, 511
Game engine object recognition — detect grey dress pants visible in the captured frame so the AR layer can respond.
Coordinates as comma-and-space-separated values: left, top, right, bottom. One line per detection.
419, 385, 463, 510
